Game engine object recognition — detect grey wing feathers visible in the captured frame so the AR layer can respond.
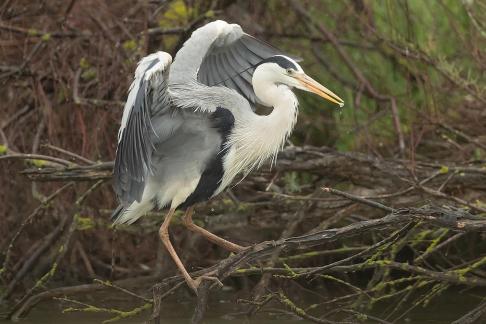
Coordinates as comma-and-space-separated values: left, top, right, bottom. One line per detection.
197, 33, 290, 106
114, 52, 172, 206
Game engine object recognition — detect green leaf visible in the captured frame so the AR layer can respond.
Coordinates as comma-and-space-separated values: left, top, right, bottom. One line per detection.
79, 57, 90, 69
27, 28, 39, 36
41, 33, 51, 42
30, 159, 46, 168
205, 10, 215, 18
122, 39, 137, 51
439, 166, 449, 174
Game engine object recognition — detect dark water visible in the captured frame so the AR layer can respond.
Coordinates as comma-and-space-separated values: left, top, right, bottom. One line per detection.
0, 290, 302, 324
1, 299, 301, 324
1, 289, 483, 323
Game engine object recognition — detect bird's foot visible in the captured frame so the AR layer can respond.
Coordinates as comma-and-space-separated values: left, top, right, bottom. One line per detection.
187, 275, 223, 294
229, 244, 247, 254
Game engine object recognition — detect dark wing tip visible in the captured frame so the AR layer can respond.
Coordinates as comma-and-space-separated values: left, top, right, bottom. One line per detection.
242, 33, 303, 63
111, 205, 125, 222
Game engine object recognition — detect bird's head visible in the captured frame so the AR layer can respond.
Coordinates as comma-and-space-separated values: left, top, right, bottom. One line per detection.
253, 55, 344, 107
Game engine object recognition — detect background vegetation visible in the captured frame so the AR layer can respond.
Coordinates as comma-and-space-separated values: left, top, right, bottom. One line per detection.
1, 0, 485, 323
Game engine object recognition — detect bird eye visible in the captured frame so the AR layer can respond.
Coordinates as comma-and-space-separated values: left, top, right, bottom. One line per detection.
286, 68, 293, 74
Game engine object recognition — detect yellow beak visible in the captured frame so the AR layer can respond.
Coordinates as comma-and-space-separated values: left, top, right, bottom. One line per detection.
294, 73, 344, 107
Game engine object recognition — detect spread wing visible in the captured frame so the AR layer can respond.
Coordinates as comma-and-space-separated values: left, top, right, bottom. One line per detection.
114, 51, 172, 206
169, 21, 299, 110
197, 29, 295, 106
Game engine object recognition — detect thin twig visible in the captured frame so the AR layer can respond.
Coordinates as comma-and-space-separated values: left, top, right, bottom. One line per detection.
322, 187, 394, 212
0, 153, 73, 166
43, 144, 95, 165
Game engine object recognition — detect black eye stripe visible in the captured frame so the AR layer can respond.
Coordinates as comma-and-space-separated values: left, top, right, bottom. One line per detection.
256, 56, 298, 70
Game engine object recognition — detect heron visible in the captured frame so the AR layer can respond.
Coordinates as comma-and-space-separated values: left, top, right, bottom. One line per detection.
112, 20, 344, 292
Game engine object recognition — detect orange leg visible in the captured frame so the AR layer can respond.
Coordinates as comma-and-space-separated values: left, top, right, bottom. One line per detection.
182, 207, 245, 253
159, 209, 221, 293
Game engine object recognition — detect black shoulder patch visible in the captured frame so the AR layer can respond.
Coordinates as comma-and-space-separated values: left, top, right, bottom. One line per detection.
209, 107, 235, 137
179, 107, 235, 209
256, 56, 298, 70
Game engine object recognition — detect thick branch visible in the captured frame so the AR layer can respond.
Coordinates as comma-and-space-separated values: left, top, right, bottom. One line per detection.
16, 147, 486, 193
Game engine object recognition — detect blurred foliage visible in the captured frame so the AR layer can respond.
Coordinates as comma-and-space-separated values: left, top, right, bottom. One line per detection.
285, 0, 485, 153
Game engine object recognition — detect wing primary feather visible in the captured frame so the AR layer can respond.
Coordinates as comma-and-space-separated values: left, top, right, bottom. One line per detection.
227, 46, 258, 86
197, 58, 209, 85
240, 69, 254, 84
227, 45, 249, 70
205, 55, 216, 86
114, 52, 172, 205
208, 54, 222, 87
213, 53, 240, 91
221, 51, 255, 101
234, 41, 261, 65
226, 47, 255, 88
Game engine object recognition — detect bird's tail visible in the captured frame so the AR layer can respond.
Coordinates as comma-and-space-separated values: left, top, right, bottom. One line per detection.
111, 201, 152, 225
111, 205, 126, 224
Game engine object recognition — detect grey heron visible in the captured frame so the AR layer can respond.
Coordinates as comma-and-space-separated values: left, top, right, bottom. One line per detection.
112, 20, 344, 292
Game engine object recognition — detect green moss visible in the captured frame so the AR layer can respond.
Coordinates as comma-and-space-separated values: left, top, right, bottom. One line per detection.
81, 68, 97, 81
29, 159, 47, 168
278, 292, 307, 317
319, 274, 361, 293
0, 144, 7, 155
234, 266, 258, 274
423, 228, 449, 255
103, 303, 152, 323
410, 229, 433, 248
421, 283, 448, 307
75, 215, 95, 231
205, 10, 215, 18
236, 202, 252, 212
455, 256, 486, 276
283, 171, 301, 193
160, 0, 191, 24
283, 263, 297, 277
474, 200, 486, 210
355, 313, 367, 321
439, 166, 449, 174
41, 33, 51, 41
27, 28, 39, 36
59, 85, 73, 104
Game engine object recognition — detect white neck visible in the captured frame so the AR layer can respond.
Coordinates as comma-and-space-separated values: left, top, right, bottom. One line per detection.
251, 82, 299, 160
220, 80, 298, 189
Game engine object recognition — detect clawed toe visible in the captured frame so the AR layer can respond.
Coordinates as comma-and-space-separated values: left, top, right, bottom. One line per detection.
198, 275, 223, 287
187, 275, 223, 294
231, 244, 247, 254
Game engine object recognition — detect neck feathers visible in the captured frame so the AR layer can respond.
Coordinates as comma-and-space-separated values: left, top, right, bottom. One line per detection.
221, 85, 298, 188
